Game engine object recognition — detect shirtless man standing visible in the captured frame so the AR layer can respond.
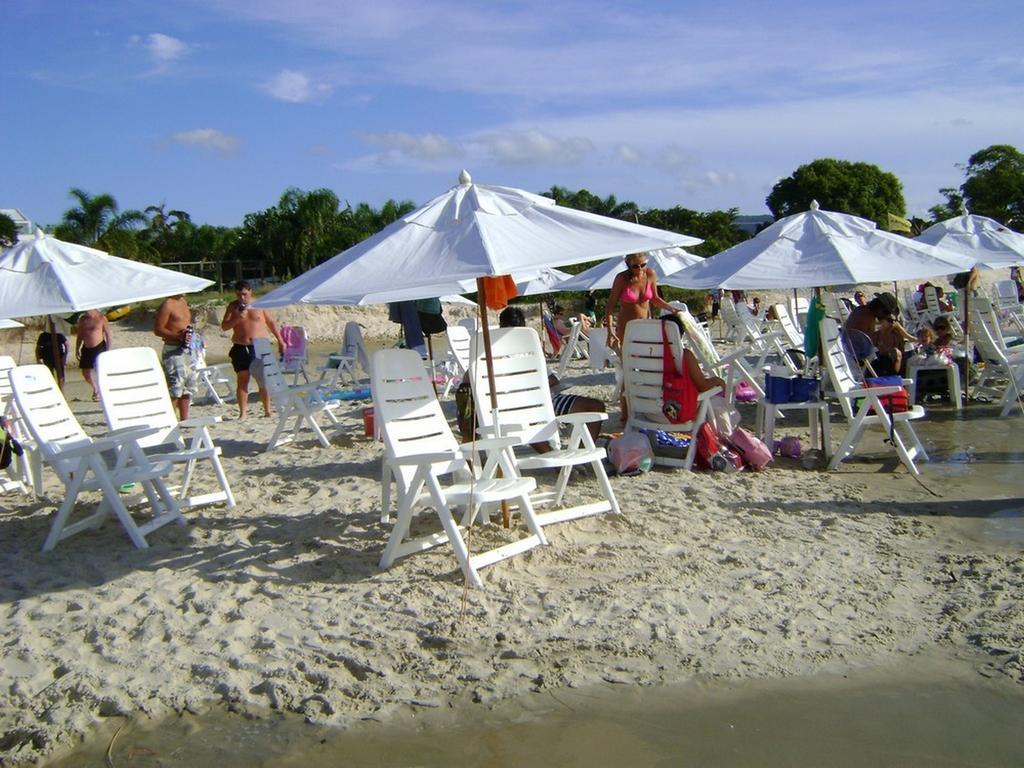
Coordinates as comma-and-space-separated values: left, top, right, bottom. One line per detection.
154, 294, 198, 420
76, 309, 112, 400
220, 280, 286, 419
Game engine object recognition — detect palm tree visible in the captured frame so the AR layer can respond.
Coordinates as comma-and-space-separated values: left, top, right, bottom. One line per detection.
55, 188, 146, 246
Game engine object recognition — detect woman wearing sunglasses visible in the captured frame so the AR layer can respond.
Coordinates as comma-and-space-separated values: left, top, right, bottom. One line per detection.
603, 252, 675, 350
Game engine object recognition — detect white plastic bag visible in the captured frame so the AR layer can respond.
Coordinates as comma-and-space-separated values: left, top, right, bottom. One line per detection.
709, 395, 740, 436
607, 431, 653, 474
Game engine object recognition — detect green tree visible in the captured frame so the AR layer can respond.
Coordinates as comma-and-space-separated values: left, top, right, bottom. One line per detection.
766, 158, 906, 227
53, 188, 146, 254
541, 185, 640, 220
959, 144, 1024, 228
928, 187, 966, 222
0, 213, 16, 248
638, 206, 746, 258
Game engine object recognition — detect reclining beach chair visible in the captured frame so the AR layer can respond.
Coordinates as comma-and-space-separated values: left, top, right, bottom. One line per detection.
470, 327, 619, 524
317, 321, 369, 389
280, 325, 311, 385
734, 302, 799, 373
372, 348, 547, 587
96, 347, 236, 510
675, 306, 766, 404
193, 355, 236, 406
254, 338, 344, 451
971, 306, 1024, 416
9, 364, 185, 550
621, 319, 720, 469
718, 298, 746, 343
541, 311, 562, 357
555, 320, 589, 381
438, 324, 473, 398
820, 318, 928, 474
0, 355, 39, 495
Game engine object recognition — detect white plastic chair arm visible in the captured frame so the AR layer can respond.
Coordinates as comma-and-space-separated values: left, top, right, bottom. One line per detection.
105, 425, 162, 443
717, 347, 753, 366
841, 385, 900, 399
553, 411, 607, 426
180, 415, 221, 428
460, 435, 522, 453
697, 386, 723, 400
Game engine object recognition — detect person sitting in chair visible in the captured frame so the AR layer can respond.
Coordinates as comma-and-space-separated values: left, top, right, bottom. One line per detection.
552, 305, 591, 339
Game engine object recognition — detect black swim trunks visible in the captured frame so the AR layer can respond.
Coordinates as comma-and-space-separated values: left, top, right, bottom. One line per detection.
78, 341, 107, 371
229, 343, 256, 373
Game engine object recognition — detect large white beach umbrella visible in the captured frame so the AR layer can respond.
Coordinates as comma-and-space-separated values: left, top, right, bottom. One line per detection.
915, 214, 1024, 269
666, 201, 975, 290
0, 233, 213, 316
255, 170, 698, 309
555, 247, 701, 292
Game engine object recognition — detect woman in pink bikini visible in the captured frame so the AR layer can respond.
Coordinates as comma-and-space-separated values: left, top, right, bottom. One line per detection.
603, 252, 675, 350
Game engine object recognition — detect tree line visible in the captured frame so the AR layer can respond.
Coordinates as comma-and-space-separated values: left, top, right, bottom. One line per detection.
2, 144, 1020, 279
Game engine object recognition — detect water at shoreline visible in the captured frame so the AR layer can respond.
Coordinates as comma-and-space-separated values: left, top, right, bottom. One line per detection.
46, 656, 1024, 767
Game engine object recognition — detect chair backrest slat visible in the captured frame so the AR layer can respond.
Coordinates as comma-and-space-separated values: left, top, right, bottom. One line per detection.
96, 347, 181, 450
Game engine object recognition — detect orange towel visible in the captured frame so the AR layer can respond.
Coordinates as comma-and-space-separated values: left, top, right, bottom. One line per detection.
479, 274, 518, 311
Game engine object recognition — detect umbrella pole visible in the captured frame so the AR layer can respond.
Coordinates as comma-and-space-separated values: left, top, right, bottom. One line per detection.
477, 280, 512, 532
426, 333, 435, 388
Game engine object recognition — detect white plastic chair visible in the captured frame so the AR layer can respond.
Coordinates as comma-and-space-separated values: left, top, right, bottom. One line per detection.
9, 364, 185, 550
280, 325, 311, 384
470, 327, 620, 524
96, 347, 236, 510
439, 324, 473, 398
317, 321, 369, 389
0, 356, 39, 495
621, 319, 720, 470
971, 306, 1024, 416
254, 338, 344, 451
820, 318, 928, 474
193, 358, 236, 406
555, 320, 588, 381
372, 348, 547, 587
675, 306, 766, 405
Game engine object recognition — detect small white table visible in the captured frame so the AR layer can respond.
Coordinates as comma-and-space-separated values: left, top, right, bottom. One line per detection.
906, 356, 961, 409
757, 400, 832, 461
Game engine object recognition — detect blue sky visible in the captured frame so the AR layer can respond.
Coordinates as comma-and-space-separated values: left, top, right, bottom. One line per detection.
3, 0, 1023, 229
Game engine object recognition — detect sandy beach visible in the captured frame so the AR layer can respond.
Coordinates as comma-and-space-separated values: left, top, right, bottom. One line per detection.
1, 288, 1022, 765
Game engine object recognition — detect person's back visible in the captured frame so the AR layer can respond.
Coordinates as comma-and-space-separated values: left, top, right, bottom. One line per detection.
35, 331, 68, 383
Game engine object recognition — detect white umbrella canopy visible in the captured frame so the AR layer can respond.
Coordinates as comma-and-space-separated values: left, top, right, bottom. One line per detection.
0, 319, 24, 329
666, 201, 976, 290
255, 170, 698, 308
915, 214, 1024, 269
515, 267, 573, 297
555, 247, 701, 292
0, 233, 213, 316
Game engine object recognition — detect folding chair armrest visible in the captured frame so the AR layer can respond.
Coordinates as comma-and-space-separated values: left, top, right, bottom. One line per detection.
553, 411, 607, 426
462, 435, 525, 453
180, 415, 221, 429
842, 385, 899, 399
697, 386, 722, 401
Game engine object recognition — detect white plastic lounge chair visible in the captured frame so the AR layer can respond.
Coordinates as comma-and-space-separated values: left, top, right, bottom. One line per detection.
9, 364, 185, 550
372, 348, 547, 587
439, 324, 473, 398
280, 325, 311, 385
193, 357, 236, 406
621, 319, 720, 469
820, 291, 850, 323
788, 296, 810, 332
317, 321, 369, 389
555, 320, 588, 381
770, 303, 805, 349
820, 318, 928, 474
470, 327, 620, 524
718, 298, 746, 343
96, 347, 236, 510
675, 306, 766, 404
254, 338, 344, 450
0, 356, 40, 495
971, 307, 1024, 416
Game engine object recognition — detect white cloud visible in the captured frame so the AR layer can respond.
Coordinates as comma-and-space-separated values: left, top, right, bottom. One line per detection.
616, 144, 643, 165
263, 69, 318, 102
476, 130, 593, 167
359, 131, 464, 161
146, 33, 188, 62
170, 128, 240, 154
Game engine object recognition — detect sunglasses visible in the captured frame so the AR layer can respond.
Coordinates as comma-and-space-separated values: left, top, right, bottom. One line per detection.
629, 262, 647, 270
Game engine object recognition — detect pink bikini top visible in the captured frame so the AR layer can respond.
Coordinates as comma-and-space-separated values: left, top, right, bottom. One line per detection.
622, 279, 654, 304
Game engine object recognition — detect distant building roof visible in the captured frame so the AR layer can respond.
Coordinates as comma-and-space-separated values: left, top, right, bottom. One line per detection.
0, 208, 44, 240
734, 214, 773, 235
